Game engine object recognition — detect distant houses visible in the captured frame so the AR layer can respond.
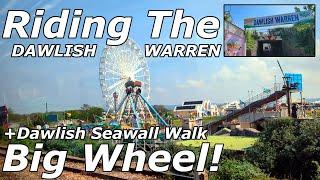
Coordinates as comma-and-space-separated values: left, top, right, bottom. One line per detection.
174, 100, 220, 117
173, 100, 220, 129
220, 100, 243, 115
173, 99, 252, 129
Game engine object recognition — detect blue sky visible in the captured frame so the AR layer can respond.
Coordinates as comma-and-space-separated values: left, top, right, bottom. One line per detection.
0, 0, 319, 113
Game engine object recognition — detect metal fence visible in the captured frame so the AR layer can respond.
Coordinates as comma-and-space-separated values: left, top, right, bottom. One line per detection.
243, 83, 283, 107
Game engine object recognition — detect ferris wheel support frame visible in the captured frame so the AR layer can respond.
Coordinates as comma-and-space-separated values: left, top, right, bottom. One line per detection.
139, 94, 169, 126
129, 95, 142, 129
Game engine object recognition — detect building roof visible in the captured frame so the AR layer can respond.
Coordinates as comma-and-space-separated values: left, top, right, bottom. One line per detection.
175, 105, 196, 110
183, 101, 203, 105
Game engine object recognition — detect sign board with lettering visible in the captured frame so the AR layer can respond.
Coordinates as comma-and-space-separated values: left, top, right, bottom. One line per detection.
284, 73, 303, 92
244, 11, 313, 28
225, 21, 245, 56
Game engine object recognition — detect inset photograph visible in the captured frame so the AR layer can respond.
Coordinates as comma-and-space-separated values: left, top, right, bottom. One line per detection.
224, 4, 315, 57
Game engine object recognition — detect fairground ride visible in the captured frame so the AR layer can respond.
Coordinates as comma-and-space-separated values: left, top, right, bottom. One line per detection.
205, 60, 302, 134
99, 39, 169, 130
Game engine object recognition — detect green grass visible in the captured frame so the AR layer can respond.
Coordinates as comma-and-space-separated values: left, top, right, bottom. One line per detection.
177, 135, 257, 150
202, 116, 222, 125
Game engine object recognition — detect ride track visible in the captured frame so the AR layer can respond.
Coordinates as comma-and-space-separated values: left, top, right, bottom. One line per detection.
205, 88, 287, 134
0, 145, 194, 179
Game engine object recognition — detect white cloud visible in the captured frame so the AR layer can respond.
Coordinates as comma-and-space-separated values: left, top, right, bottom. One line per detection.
209, 54, 318, 102
0, 0, 17, 14
41, 0, 62, 10
155, 49, 320, 104
177, 79, 206, 89
212, 37, 320, 100
30, 1, 46, 10
212, 59, 275, 89
18, 87, 40, 100
154, 87, 167, 93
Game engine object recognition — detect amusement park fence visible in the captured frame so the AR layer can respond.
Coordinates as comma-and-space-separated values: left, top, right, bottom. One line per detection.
243, 83, 283, 107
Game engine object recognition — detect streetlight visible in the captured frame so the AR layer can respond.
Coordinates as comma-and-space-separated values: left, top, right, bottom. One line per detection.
113, 92, 118, 118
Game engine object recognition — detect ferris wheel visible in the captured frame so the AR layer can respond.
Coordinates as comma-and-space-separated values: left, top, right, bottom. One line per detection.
99, 39, 151, 113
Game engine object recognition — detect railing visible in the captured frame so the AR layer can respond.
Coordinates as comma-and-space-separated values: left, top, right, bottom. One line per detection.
206, 83, 285, 128
243, 83, 283, 107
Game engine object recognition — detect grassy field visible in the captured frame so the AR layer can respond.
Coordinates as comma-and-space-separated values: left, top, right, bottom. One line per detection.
177, 135, 257, 150
306, 109, 320, 118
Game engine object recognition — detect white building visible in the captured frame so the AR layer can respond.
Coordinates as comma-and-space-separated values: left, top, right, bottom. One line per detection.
221, 100, 243, 115
174, 100, 220, 119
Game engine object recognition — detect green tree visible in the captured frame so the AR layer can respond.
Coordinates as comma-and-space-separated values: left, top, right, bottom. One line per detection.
245, 30, 258, 55
87, 106, 104, 122
269, 5, 315, 56
153, 105, 170, 115
212, 159, 267, 180
294, 5, 315, 13
247, 118, 320, 179
224, 11, 232, 22
245, 31, 255, 50
81, 104, 90, 121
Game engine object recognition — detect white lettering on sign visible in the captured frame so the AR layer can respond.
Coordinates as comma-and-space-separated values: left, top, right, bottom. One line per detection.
244, 11, 313, 28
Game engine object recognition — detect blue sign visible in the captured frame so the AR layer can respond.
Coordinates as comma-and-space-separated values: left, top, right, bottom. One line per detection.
47, 114, 58, 122
284, 73, 302, 92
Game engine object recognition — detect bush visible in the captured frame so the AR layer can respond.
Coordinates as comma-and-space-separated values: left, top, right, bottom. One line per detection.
44, 138, 114, 158
0, 127, 4, 140
159, 141, 265, 179
11, 138, 41, 150
247, 118, 320, 179
0, 127, 9, 143
210, 159, 267, 180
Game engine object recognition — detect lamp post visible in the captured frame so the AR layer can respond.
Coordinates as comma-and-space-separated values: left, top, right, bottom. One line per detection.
113, 92, 118, 119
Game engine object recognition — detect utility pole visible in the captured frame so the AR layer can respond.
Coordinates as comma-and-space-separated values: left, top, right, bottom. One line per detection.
300, 91, 304, 118
113, 92, 118, 119
44, 101, 48, 123
250, 90, 254, 101
274, 75, 278, 111
3, 93, 5, 105
248, 90, 251, 115
287, 90, 291, 117
277, 60, 291, 117
274, 75, 277, 89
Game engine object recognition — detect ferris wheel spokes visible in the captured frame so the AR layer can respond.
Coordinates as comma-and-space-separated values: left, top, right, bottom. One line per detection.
107, 79, 126, 91
99, 38, 151, 114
